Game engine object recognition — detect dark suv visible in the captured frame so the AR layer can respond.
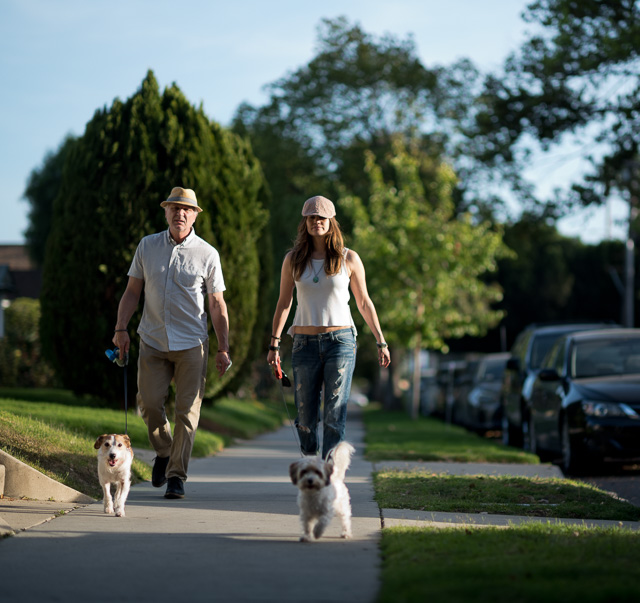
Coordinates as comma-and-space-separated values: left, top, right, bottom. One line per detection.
500, 322, 619, 448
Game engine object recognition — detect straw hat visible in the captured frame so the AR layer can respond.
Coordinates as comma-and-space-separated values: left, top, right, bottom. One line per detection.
160, 187, 203, 212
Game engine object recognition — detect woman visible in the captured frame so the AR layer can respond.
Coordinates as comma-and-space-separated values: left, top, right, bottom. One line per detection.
267, 195, 391, 458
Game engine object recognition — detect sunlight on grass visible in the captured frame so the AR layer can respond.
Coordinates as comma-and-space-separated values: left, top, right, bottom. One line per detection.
374, 470, 640, 521
363, 405, 538, 463
379, 523, 640, 603
0, 389, 289, 498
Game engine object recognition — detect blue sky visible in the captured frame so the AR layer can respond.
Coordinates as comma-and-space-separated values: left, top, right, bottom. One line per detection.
0, 0, 624, 245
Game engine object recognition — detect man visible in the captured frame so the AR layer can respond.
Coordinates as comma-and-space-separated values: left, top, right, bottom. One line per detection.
113, 186, 231, 499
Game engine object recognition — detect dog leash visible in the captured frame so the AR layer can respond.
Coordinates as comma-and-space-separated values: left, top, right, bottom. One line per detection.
272, 358, 303, 456
105, 347, 129, 435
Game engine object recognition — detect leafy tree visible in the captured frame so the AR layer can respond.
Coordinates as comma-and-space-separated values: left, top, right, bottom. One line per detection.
232, 17, 487, 304
471, 0, 640, 214
23, 135, 76, 266
39, 71, 269, 404
341, 140, 511, 417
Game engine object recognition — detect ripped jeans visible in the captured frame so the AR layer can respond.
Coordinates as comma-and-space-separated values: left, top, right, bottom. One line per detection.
291, 327, 357, 458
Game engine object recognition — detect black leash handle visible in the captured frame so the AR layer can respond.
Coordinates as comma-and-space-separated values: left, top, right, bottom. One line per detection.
272, 359, 302, 456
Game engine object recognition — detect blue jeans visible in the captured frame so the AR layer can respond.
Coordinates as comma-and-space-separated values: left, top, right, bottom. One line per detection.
291, 327, 357, 458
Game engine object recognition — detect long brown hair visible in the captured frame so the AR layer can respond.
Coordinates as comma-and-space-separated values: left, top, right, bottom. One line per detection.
290, 217, 345, 281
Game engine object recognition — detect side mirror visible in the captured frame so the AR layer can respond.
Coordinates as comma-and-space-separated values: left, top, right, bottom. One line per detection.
538, 368, 560, 382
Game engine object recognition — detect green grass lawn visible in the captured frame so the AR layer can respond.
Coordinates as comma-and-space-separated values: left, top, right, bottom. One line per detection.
362, 405, 538, 463
374, 470, 640, 521
379, 523, 640, 603
0, 387, 288, 499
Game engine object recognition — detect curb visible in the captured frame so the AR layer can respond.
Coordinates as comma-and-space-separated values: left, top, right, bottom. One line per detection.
0, 449, 94, 503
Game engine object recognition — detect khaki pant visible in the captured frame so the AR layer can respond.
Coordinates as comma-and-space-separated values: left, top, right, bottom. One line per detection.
137, 339, 208, 481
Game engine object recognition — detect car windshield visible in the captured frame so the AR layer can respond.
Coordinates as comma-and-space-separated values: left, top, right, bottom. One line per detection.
572, 337, 640, 378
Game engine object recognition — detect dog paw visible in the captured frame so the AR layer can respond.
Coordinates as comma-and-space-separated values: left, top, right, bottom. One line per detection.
341, 531, 352, 539
115, 508, 125, 517
104, 505, 114, 514
299, 535, 313, 543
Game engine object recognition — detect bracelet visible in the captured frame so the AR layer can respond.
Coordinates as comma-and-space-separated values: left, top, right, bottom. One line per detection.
218, 349, 229, 354
269, 345, 280, 351
114, 329, 127, 332
271, 334, 281, 340
376, 342, 388, 349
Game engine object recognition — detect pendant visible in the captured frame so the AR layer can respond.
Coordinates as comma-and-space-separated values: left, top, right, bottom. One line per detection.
313, 276, 319, 283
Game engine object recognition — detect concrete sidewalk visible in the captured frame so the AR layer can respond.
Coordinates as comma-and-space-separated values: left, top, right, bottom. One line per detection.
0, 410, 381, 603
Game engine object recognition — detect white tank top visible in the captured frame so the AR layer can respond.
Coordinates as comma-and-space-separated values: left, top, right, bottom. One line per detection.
287, 249, 356, 335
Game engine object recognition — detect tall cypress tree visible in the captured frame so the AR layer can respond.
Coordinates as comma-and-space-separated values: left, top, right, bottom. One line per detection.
40, 71, 269, 403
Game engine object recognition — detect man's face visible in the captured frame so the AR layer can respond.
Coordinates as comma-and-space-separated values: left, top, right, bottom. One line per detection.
165, 203, 198, 238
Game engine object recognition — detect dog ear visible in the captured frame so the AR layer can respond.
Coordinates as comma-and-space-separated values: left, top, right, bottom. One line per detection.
94, 435, 108, 449
289, 461, 300, 485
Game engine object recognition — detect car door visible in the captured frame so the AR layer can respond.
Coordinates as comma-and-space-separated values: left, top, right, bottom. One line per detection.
503, 331, 530, 427
533, 340, 566, 452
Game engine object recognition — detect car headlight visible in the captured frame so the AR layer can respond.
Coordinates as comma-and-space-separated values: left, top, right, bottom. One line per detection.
581, 401, 640, 419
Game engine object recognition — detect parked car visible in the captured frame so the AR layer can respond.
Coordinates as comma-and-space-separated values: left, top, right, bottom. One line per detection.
462, 352, 511, 434
432, 358, 479, 423
526, 328, 640, 475
500, 322, 619, 447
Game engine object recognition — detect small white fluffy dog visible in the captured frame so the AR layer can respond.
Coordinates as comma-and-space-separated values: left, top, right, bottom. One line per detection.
289, 441, 355, 542
94, 434, 134, 517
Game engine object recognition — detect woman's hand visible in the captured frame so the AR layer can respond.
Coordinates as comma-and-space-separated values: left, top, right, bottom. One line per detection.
378, 346, 391, 368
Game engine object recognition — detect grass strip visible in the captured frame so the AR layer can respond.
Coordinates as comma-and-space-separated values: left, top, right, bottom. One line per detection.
362, 405, 538, 463
374, 470, 640, 521
379, 523, 640, 603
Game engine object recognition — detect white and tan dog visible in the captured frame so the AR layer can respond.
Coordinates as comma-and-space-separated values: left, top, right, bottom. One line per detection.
94, 434, 134, 517
289, 441, 355, 542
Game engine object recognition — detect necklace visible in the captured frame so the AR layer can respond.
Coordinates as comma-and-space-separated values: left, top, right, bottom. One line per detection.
311, 259, 324, 283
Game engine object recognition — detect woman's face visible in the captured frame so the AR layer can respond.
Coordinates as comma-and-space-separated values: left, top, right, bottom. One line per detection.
306, 215, 330, 238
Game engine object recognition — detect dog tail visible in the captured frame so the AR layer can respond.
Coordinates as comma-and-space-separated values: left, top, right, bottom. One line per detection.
327, 441, 355, 482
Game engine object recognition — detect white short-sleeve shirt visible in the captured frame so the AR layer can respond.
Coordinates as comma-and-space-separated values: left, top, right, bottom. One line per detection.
128, 228, 226, 351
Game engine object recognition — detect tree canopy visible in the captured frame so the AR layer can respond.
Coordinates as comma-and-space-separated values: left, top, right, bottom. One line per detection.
39, 71, 269, 403
341, 140, 511, 415
233, 17, 486, 302
471, 0, 640, 212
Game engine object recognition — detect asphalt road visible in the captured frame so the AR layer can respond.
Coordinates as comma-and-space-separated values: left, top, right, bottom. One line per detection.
575, 467, 640, 507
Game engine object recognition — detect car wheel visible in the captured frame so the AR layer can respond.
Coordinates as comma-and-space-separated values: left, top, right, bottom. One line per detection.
522, 415, 534, 454
561, 417, 587, 476
501, 412, 523, 448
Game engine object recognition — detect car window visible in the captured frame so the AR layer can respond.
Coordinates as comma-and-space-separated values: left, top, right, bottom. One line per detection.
529, 333, 563, 370
572, 337, 640, 378
541, 339, 563, 373
511, 331, 529, 363
476, 359, 506, 383
553, 342, 566, 376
